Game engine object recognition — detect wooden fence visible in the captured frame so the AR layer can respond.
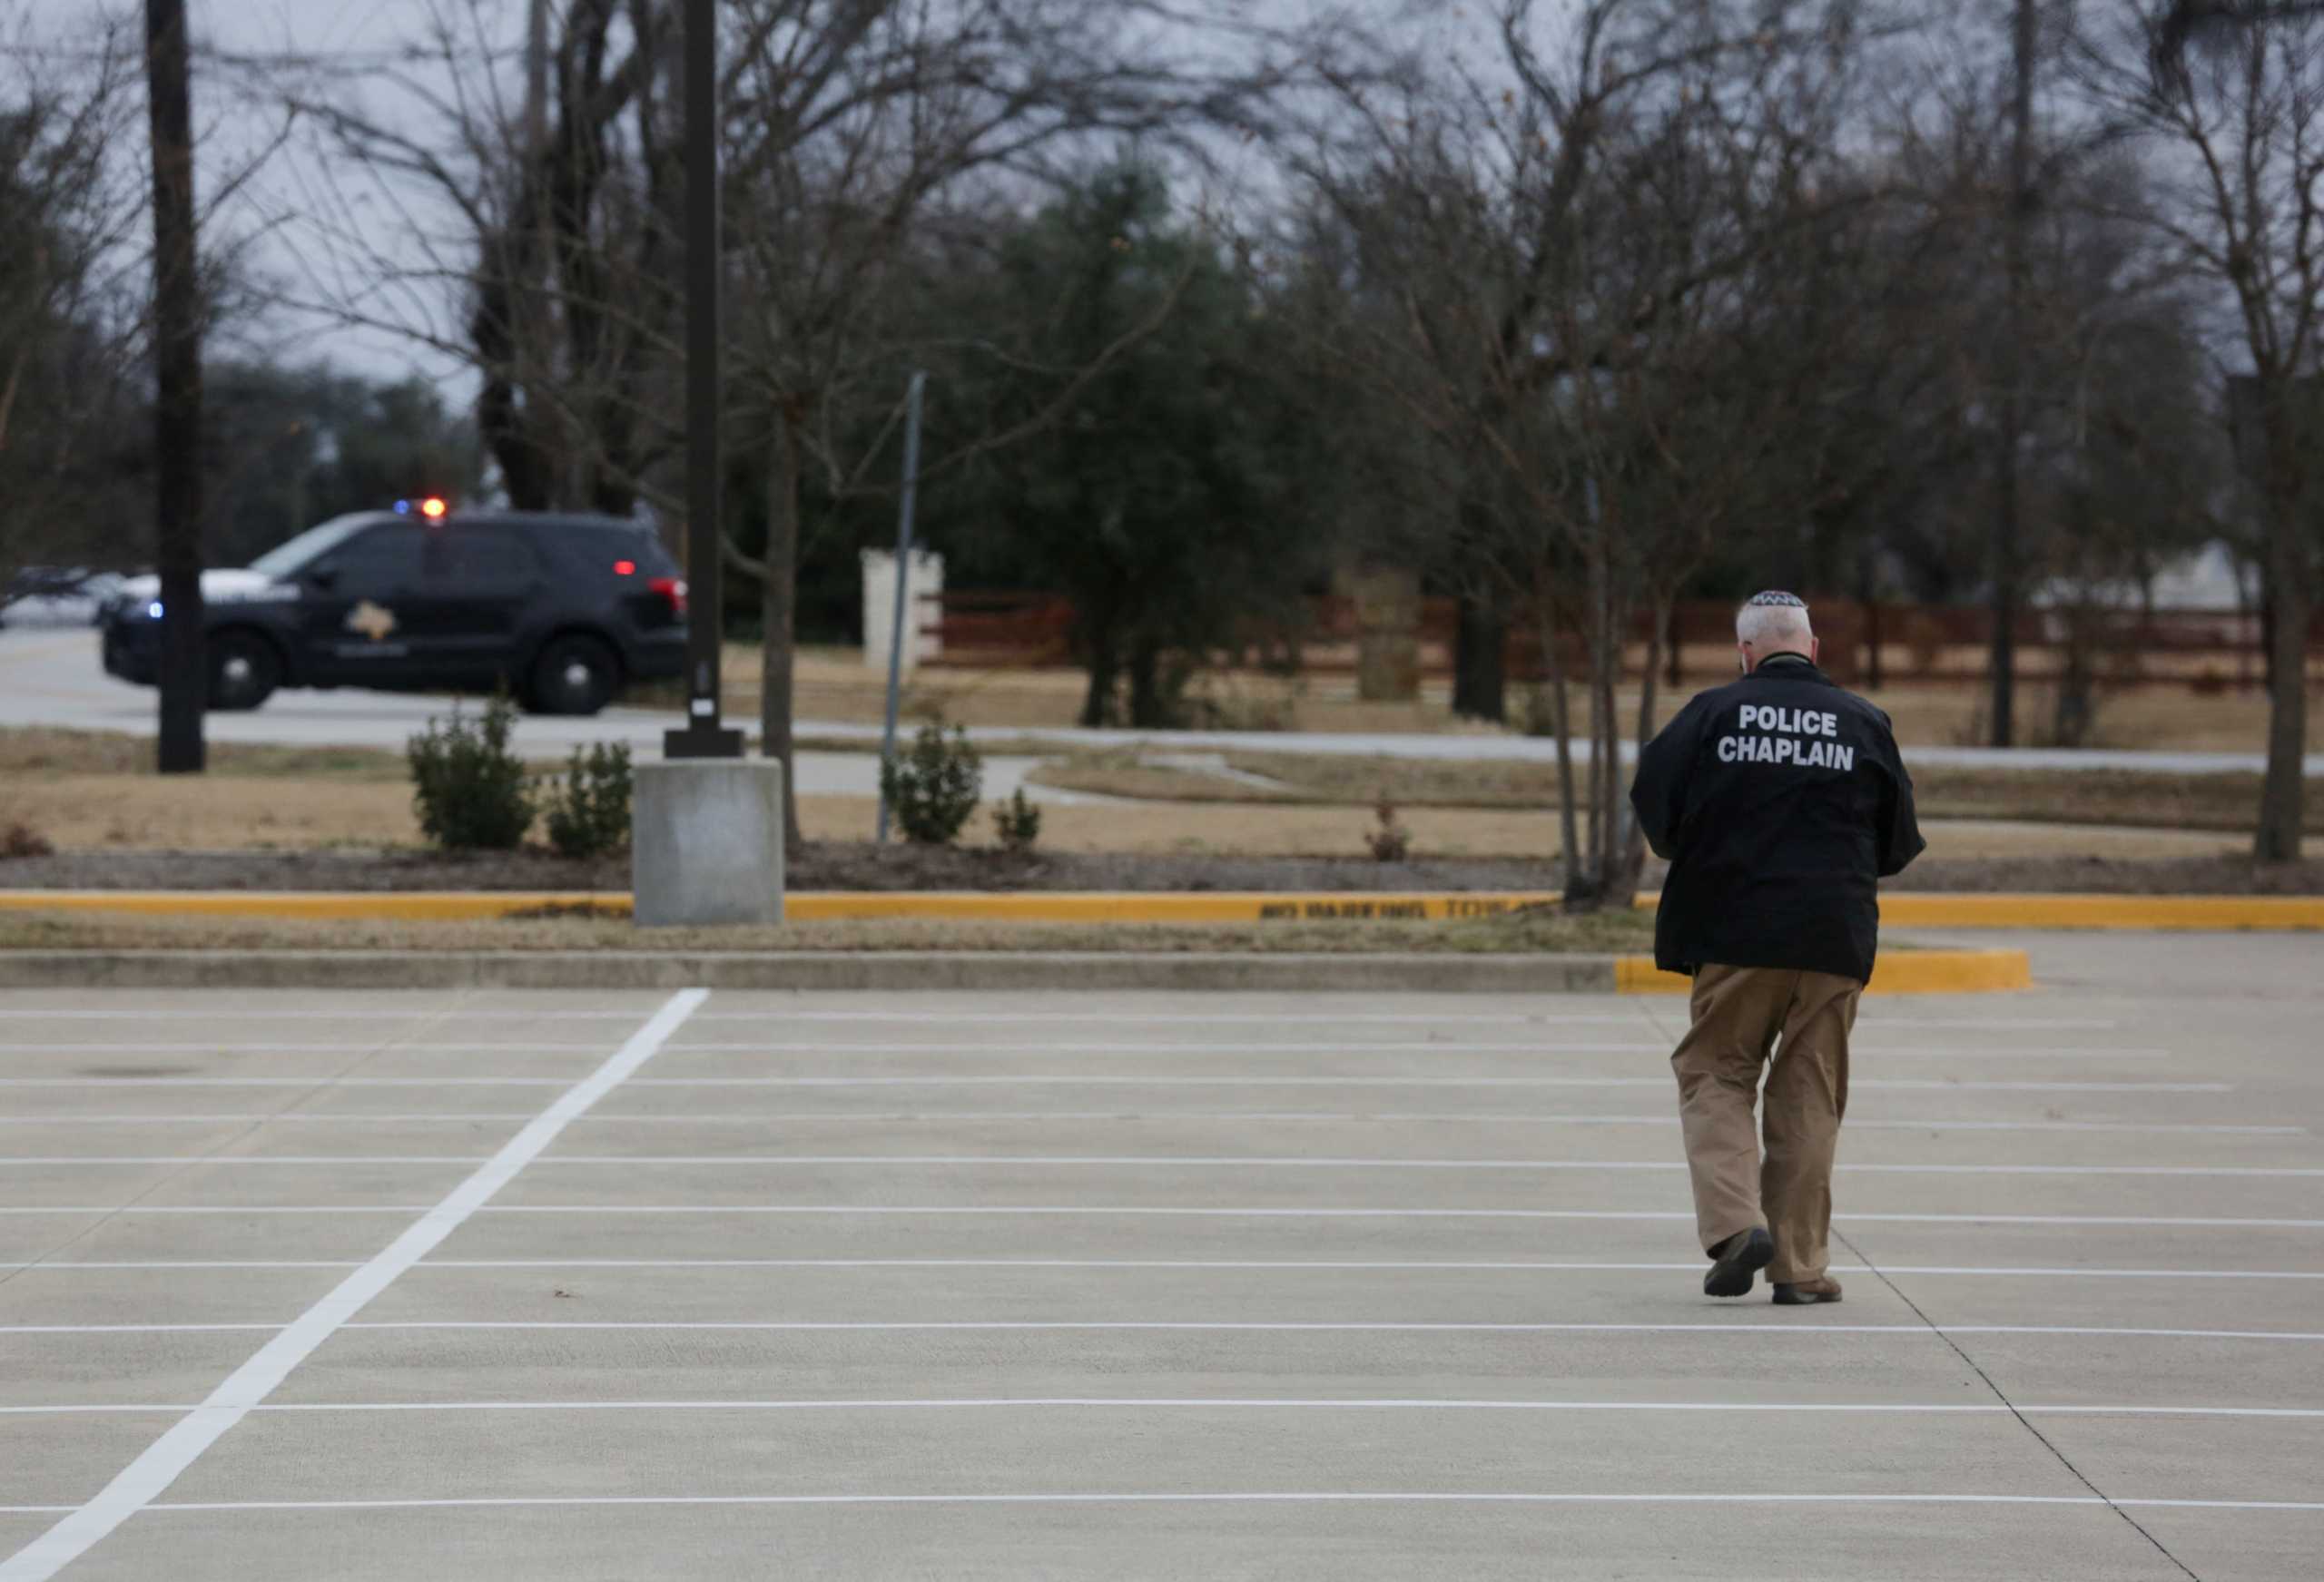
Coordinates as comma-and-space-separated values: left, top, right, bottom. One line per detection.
918, 592, 2323, 692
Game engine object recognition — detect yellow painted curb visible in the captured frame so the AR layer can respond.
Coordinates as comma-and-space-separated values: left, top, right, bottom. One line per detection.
784, 892, 1560, 925
0, 890, 628, 922
1614, 949, 2034, 997
0, 890, 1559, 926
1871, 893, 2324, 930
1630, 891, 2324, 930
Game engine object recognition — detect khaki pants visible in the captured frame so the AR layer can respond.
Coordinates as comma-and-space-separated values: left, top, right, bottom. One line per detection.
1669, 964, 1862, 1284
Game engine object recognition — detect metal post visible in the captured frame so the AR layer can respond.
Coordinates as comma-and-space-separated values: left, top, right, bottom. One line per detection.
876, 370, 928, 842
147, 0, 205, 774
666, 0, 743, 760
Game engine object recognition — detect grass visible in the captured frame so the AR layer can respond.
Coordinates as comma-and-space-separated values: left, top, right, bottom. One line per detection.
0, 727, 406, 781
1, 725, 2309, 860
687, 644, 2316, 752
1029, 746, 2321, 835
0, 904, 1657, 956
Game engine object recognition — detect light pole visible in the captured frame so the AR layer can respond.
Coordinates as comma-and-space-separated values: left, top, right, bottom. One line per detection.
665, 0, 743, 760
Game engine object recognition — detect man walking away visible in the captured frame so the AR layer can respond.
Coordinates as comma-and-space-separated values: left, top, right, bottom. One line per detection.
1628, 593, 1925, 1305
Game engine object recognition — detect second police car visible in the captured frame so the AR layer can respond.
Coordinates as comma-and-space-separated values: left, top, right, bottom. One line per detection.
100, 502, 688, 715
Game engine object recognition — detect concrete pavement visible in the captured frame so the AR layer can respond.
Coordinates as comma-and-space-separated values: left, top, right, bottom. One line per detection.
0, 933, 2319, 1577
11, 627, 2319, 776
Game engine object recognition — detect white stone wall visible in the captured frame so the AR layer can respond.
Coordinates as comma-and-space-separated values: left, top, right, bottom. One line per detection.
861, 549, 945, 671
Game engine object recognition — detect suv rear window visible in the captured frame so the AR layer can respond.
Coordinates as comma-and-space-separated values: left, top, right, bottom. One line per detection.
532, 522, 679, 577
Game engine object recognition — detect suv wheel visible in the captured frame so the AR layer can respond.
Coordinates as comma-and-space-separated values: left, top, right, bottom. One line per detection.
528, 634, 619, 716
207, 632, 281, 711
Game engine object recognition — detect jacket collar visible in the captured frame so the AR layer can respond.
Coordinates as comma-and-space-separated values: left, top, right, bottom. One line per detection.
1753, 652, 1830, 682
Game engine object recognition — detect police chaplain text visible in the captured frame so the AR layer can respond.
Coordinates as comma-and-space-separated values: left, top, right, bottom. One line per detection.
1716, 703, 1856, 771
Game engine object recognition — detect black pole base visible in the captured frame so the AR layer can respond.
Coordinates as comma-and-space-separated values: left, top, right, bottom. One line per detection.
664, 724, 746, 761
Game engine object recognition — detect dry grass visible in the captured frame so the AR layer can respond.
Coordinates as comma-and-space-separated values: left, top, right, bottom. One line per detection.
688, 644, 2313, 752
1030, 746, 2321, 837
2, 774, 2300, 863
0, 903, 1655, 956
0, 727, 405, 781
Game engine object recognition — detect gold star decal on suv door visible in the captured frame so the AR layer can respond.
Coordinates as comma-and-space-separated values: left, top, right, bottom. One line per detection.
346, 600, 399, 641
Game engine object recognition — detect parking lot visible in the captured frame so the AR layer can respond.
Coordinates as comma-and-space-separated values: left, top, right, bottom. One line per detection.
1, 932, 2318, 1578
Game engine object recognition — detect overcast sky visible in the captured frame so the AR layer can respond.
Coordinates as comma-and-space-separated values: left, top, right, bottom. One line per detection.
9, 0, 1418, 389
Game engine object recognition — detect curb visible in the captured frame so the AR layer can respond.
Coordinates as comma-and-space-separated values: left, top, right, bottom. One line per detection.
0, 948, 2029, 995
0, 890, 1558, 925
1866, 893, 2324, 930
0, 950, 1614, 994
1611, 949, 2034, 996
0, 889, 2315, 930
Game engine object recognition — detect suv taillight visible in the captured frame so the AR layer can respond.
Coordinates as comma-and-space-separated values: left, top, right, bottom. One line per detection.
649, 576, 687, 617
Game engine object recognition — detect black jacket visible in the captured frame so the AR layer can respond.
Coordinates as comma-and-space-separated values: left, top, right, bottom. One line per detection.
1628, 653, 1925, 983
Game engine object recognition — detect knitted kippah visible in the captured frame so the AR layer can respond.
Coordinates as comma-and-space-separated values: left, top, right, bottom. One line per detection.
1745, 590, 1807, 608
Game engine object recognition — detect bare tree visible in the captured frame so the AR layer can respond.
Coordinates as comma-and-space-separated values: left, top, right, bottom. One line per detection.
711, 0, 1304, 848
1286, 0, 1881, 903
2073, 3, 2322, 860
0, 14, 148, 576
267, 0, 1300, 848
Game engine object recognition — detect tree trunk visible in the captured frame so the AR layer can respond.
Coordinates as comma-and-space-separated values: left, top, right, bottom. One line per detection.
758, 410, 804, 853
1988, 0, 2037, 750
1596, 607, 1620, 899
146, 0, 204, 774
1538, 594, 1581, 896
1616, 597, 1669, 902
1079, 632, 1118, 727
1452, 591, 1506, 722
1568, 544, 1617, 909
2255, 440, 2310, 863
1127, 637, 1169, 728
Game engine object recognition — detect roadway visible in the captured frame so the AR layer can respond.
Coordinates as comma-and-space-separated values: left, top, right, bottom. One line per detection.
6, 628, 2318, 778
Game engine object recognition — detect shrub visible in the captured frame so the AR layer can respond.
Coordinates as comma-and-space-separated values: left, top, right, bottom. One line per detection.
543, 742, 634, 859
1364, 793, 1412, 862
407, 695, 534, 850
992, 788, 1043, 854
0, 820, 54, 860
880, 722, 983, 845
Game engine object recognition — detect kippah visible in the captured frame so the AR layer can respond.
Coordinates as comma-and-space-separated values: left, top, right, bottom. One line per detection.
1746, 590, 1807, 607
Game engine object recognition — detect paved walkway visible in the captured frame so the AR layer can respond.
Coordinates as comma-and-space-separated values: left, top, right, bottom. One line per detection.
0, 933, 2318, 1577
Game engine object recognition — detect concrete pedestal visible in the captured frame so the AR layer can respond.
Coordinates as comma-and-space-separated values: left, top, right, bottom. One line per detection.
632, 759, 786, 927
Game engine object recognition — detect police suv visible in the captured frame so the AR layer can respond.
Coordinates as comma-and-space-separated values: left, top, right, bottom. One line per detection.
100, 502, 687, 715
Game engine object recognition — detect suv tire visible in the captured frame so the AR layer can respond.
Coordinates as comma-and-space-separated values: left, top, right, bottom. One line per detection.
207, 630, 281, 711
528, 633, 620, 716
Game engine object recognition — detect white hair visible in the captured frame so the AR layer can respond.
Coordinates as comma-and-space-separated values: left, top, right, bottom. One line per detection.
1736, 600, 1815, 650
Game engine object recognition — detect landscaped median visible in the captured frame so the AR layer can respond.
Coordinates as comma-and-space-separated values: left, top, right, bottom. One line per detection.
0, 888, 2031, 994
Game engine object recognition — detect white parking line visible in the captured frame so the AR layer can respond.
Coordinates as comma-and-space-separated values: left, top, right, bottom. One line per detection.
5, 1155, 2318, 1178
8, 1397, 2323, 1420
5, 1204, 2319, 1227
13, 1257, 2324, 1279
0, 988, 710, 1582
1, 1496, 2315, 1519
82, 1493, 2324, 1514
7, 1321, 2320, 1341
0, 1046, 617, 1056
0, 1011, 2125, 1028
0, 1113, 2300, 1134
0, 1076, 2232, 1092
655, 1043, 2169, 1058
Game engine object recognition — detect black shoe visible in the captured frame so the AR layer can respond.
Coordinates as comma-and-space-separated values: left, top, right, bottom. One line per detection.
1703, 1227, 1774, 1298
1772, 1278, 1843, 1305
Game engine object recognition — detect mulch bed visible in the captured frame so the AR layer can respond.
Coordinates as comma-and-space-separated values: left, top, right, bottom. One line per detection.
0, 845, 2318, 895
